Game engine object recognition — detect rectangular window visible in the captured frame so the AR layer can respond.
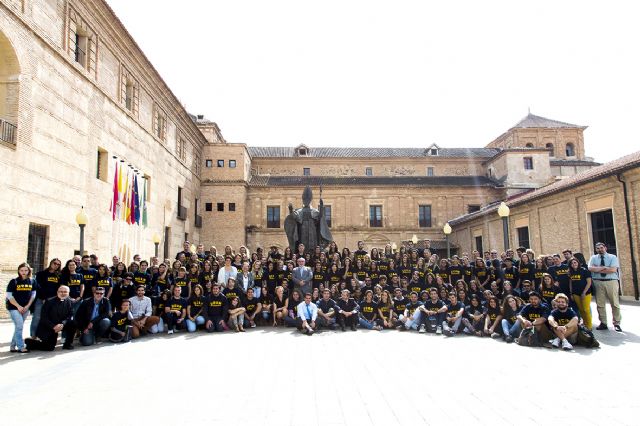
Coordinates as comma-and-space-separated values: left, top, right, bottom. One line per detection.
68, 7, 96, 74
177, 187, 186, 220
369, 205, 383, 227
229, 203, 236, 212
74, 31, 88, 67
217, 159, 224, 167
468, 205, 481, 214
194, 154, 201, 175
303, 167, 311, 176
96, 148, 108, 182
365, 167, 373, 176
205, 159, 213, 168
427, 167, 434, 176
324, 205, 332, 227
27, 223, 48, 272
517, 227, 530, 249
120, 67, 139, 116
217, 203, 224, 212
154, 105, 167, 141
590, 210, 616, 255
229, 160, 237, 168
475, 235, 484, 255
143, 175, 151, 202
267, 206, 281, 228
205, 202, 212, 212
418, 205, 432, 228
176, 136, 186, 161
523, 157, 534, 170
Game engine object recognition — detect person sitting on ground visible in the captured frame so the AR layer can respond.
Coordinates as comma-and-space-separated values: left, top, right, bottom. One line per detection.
359, 290, 382, 331
296, 292, 318, 335
186, 284, 206, 333
465, 295, 485, 336
165, 285, 187, 334
129, 285, 161, 337
443, 292, 466, 337
227, 296, 246, 332
483, 296, 502, 338
203, 283, 228, 332
376, 290, 395, 329
272, 285, 288, 326
500, 295, 522, 343
336, 289, 359, 331
316, 288, 337, 329
418, 287, 447, 334
516, 291, 552, 343
243, 287, 262, 328
25, 285, 77, 351
399, 291, 423, 332
75, 286, 112, 346
109, 299, 133, 343
548, 293, 579, 350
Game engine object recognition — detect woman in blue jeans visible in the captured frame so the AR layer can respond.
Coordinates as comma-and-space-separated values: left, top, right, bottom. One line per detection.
6, 263, 36, 353
501, 295, 523, 343
186, 284, 206, 332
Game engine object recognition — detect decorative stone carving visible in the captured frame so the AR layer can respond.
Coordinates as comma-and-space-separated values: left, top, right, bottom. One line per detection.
320, 165, 356, 176
260, 167, 297, 176
384, 165, 416, 176
443, 167, 469, 176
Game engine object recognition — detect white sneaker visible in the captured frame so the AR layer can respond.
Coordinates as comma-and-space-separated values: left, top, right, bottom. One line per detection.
167, 329, 174, 335
562, 339, 573, 351
551, 337, 560, 348
436, 326, 442, 335
418, 324, 426, 333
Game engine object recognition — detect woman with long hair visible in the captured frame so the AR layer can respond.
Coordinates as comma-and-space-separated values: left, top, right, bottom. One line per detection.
540, 273, 559, 308
59, 259, 84, 305
186, 284, 206, 332
6, 263, 35, 353
534, 257, 547, 288
284, 289, 302, 327
227, 296, 246, 332
483, 296, 502, 338
568, 257, 593, 330
272, 285, 287, 326
501, 295, 523, 343
95, 264, 113, 300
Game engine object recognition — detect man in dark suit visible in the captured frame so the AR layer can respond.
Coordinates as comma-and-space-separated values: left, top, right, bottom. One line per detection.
25, 286, 77, 351
75, 286, 112, 346
235, 261, 254, 294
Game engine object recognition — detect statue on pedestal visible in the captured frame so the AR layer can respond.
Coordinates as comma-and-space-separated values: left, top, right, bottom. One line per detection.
284, 186, 333, 254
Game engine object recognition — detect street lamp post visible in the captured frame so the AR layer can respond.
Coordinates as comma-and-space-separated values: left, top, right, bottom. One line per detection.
75, 206, 88, 255
152, 233, 161, 258
498, 201, 510, 252
443, 222, 452, 259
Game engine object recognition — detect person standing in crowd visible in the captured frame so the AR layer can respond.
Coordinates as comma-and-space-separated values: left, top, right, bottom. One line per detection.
235, 261, 254, 294
567, 257, 593, 330
31, 259, 61, 337
129, 285, 161, 337
203, 283, 228, 332
75, 286, 112, 346
217, 256, 238, 286
94, 264, 113, 300
112, 273, 136, 312
296, 293, 317, 335
25, 285, 77, 351
77, 255, 98, 297
6, 263, 36, 353
548, 293, 579, 350
292, 257, 313, 296
175, 240, 193, 260
336, 289, 359, 331
548, 254, 570, 296
588, 242, 622, 332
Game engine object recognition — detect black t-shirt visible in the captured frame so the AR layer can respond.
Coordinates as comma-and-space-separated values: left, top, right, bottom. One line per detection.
35, 270, 60, 300
548, 265, 570, 294
167, 296, 187, 314
61, 273, 84, 299
204, 294, 227, 317
243, 296, 260, 315
223, 287, 241, 301
540, 285, 559, 306
152, 273, 172, 294
448, 266, 464, 283
519, 303, 549, 322
111, 310, 132, 332
188, 295, 205, 317
133, 271, 151, 289
154, 296, 168, 316
408, 280, 425, 295
317, 298, 336, 313
312, 270, 326, 289
393, 297, 408, 316
354, 250, 368, 262
550, 308, 578, 325
446, 301, 464, 318
518, 262, 535, 283
174, 276, 190, 298
94, 276, 113, 294
359, 300, 378, 321
423, 299, 444, 314
260, 293, 272, 308
568, 268, 592, 295
405, 301, 423, 316
6, 277, 35, 309
466, 304, 484, 318
502, 266, 519, 285
78, 267, 98, 289
485, 305, 501, 323
287, 297, 301, 316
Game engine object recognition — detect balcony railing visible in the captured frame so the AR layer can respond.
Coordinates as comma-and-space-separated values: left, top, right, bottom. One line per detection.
195, 214, 202, 228
177, 205, 187, 220
0, 118, 17, 144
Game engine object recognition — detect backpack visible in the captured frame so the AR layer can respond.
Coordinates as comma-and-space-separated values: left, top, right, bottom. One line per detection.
576, 325, 600, 348
517, 328, 540, 347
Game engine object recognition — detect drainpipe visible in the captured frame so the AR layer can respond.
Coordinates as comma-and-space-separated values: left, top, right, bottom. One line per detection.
617, 174, 639, 300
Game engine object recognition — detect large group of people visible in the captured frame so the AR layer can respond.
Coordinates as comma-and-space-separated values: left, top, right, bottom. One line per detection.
5, 238, 621, 353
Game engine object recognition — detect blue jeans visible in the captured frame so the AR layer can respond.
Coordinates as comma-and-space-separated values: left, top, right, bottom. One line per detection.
80, 318, 112, 346
502, 319, 521, 338
401, 311, 423, 330
186, 316, 205, 332
10, 309, 29, 350
358, 317, 376, 329
30, 299, 44, 336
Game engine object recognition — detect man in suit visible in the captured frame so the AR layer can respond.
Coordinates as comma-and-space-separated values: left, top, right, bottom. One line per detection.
75, 286, 112, 346
292, 257, 313, 296
25, 286, 77, 351
235, 261, 254, 294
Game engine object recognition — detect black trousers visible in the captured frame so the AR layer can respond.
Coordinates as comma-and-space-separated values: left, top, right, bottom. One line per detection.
27, 321, 77, 351
338, 313, 357, 327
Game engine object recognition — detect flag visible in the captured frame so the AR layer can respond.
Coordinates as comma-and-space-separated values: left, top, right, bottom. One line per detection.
118, 162, 123, 193
142, 177, 148, 227
111, 162, 119, 221
133, 174, 141, 225
122, 170, 129, 222
129, 174, 137, 225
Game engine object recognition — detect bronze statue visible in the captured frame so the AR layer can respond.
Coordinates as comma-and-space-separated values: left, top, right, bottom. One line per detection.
284, 186, 333, 254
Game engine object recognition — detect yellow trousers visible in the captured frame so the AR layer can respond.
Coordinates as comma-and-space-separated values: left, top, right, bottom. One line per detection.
572, 294, 592, 330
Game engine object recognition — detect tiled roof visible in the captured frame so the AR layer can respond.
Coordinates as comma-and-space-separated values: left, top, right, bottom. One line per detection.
247, 146, 499, 158
248, 175, 499, 187
550, 159, 601, 167
511, 113, 586, 130
450, 150, 640, 226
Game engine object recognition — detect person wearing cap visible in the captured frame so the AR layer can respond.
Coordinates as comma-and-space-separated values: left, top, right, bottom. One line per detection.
292, 257, 313, 296
75, 286, 112, 346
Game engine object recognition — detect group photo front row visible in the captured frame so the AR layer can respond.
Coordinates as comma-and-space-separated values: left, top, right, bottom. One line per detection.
5, 239, 621, 353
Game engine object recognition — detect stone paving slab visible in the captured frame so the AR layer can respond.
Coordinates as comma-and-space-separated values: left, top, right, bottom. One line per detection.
0, 301, 638, 425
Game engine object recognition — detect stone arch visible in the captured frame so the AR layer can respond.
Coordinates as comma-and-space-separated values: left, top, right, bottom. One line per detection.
565, 142, 575, 157
363, 233, 391, 249
525, 143, 534, 148
0, 30, 20, 144
545, 142, 554, 157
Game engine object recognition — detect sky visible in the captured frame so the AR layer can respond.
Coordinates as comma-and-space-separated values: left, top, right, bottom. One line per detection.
107, 0, 640, 163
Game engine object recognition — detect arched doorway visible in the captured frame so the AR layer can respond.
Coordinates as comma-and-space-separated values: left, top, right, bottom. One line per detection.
0, 30, 20, 144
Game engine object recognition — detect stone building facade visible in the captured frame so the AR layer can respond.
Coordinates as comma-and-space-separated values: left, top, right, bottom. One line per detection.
0, 0, 206, 309
448, 152, 640, 297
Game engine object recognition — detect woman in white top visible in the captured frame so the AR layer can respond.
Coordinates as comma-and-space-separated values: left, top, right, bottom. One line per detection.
217, 256, 238, 286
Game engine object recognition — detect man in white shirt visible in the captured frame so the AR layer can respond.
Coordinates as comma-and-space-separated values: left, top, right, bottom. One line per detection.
588, 242, 622, 332
129, 285, 161, 337
296, 293, 318, 335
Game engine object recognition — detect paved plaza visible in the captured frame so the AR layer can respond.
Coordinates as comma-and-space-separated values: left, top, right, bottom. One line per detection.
1, 300, 639, 426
